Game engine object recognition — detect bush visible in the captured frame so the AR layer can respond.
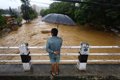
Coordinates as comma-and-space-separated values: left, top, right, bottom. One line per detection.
0, 14, 6, 30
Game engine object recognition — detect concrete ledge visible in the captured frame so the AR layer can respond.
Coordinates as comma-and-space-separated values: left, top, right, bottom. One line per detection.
0, 64, 120, 79
0, 76, 119, 80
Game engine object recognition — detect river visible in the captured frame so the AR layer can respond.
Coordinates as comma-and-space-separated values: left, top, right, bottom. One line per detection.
0, 16, 120, 62
0, 16, 120, 46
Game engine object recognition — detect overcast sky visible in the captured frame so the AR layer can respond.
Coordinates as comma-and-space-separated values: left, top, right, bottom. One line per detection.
0, 0, 55, 9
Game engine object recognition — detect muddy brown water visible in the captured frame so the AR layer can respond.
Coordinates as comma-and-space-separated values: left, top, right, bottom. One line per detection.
0, 17, 120, 63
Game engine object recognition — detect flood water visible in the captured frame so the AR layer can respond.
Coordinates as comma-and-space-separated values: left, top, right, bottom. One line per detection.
0, 16, 120, 46
0, 16, 120, 62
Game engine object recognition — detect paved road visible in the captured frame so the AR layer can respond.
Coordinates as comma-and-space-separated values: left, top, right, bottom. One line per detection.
0, 64, 120, 79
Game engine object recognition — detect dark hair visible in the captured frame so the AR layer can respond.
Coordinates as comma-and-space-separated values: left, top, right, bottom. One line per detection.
51, 28, 58, 36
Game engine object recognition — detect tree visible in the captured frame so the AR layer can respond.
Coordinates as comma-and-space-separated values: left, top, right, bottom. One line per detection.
40, 2, 75, 20
40, 0, 120, 31
50, 2, 75, 19
0, 12, 6, 30
73, 0, 120, 31
21, 0, 38, 22
40, 9, 51, 17
21, 0, 30, 22
9, 7, 19, 18
29, 7, 38, 20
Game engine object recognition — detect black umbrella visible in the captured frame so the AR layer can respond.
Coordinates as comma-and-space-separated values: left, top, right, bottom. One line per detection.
42, 13, 76, 28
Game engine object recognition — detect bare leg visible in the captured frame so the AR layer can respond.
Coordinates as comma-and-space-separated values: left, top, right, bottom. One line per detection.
50, 63, 55, 79
55, 62, 59, 74
51, 63, 56, 75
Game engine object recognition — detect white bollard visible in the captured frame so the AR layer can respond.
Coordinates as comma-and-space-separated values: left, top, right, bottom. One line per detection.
19, 43, 31, 71
77, 42, 89, 70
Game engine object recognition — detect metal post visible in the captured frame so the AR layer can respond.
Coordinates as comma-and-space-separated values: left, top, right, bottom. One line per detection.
77, 42, 89, 70
19, 43, 31, 71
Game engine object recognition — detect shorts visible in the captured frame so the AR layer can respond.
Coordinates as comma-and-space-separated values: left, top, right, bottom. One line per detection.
49, 53, 60, 63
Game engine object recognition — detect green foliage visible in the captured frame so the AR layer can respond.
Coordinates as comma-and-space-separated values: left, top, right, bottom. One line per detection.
21, 4, 30, 22
29, 8, 38, 20
40, 2, 75, 20
9, 7, 18, 18
0, 9, 9, 14
21, 0, 38, 22
15, 16, 22, 26
40, 0, 120, 31
0, 7, 23, 29
1, 8, 18, 18
50, 2, 75, 20
49, 2, 71, 14
0, 13, 6, 30
77, 0, 120, 30
21, 0, 29, 5
74, 9, 86, 24
40, 9, 50, 17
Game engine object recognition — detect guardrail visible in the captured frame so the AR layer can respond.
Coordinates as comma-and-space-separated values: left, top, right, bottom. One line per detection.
0, 42, 120, 71
0, 46, 120, 49
0, 45, 120, 63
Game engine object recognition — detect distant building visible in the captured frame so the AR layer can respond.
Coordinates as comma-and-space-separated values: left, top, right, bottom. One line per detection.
2, 14, 14, 25
2, 14, 11, 17
18, 6, 21, 13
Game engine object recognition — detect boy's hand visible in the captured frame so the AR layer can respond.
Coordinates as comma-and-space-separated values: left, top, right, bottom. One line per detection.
54, 51, 60, 55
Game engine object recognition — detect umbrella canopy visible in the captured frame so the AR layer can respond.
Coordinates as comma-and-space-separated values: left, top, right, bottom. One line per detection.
42, 13, 76, 26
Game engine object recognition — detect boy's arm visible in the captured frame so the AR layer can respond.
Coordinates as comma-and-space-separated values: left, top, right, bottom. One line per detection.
60, 38, 63, 47
46, 40, 54, 53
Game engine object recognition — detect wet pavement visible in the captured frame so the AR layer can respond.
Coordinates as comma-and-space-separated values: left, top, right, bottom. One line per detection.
0, 64, 120, 79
